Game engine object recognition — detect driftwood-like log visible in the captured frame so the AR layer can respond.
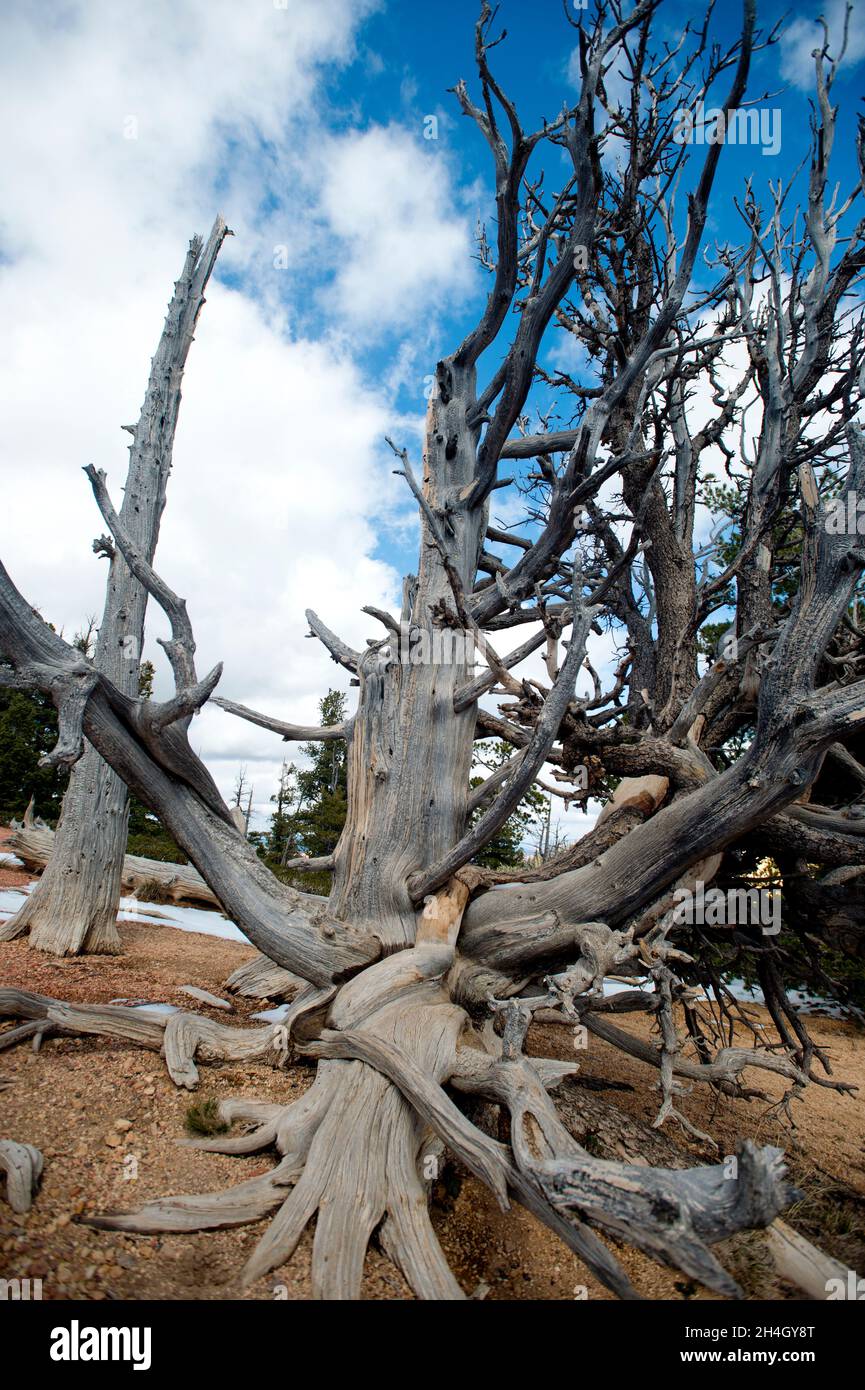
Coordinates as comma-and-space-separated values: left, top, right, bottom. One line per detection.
765, 1218, 851, 1299
178, 986, 232, 1011
224, 954, 308, 1001
0, 1139, 44, 1213
0, 988, 288, 1090
4, 825, 222, 909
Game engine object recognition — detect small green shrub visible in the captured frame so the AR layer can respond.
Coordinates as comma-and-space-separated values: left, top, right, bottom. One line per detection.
185, 1098, 229, 1136
130, 878, 177, 904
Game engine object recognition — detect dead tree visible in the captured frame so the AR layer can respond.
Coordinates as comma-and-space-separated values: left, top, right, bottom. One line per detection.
0, 217, 230, 954
1, 0, 864, 1298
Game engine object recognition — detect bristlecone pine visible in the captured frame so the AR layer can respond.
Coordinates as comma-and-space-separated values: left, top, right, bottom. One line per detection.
2, 0, 864, 1299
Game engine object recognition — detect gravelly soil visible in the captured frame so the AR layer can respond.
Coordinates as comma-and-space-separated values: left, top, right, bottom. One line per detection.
1, 847, 863, 1302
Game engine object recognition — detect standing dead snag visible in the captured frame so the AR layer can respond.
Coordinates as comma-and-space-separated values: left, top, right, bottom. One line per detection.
1, 0, 864, 1299
0, 216, 230, 956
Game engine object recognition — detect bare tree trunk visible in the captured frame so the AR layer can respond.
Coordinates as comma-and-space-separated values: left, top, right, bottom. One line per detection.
0, 217, 229, 955
327, 364, 485, 949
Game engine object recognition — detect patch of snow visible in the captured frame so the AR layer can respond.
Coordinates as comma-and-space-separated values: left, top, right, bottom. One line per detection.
252, 1003, 290, 1024
0, 852, 24, 868
0, 883, 34, 917
713, 977, 862, 1021
602, 976, 655, 996
596, 974, 860, 1020
0, 882, 245, 942
117, 895, 245, 942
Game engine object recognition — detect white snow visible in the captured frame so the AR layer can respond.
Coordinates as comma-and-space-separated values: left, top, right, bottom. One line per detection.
0, 880, 245, 943
0, 883, 34, 916
252, 1003, 291, 1023
116, 894, 246, 942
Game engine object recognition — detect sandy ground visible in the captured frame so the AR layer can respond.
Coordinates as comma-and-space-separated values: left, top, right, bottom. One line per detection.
1, 842, 863, 1302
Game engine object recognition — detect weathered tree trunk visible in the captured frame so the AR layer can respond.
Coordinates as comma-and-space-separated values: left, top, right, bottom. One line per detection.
5, 749, 129, 953
0, 218, 229, 955
328, 363, 485, 949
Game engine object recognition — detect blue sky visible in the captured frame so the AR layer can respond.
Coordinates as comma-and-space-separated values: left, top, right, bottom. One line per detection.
216, 0, 865, 588
1, 0, 863, 832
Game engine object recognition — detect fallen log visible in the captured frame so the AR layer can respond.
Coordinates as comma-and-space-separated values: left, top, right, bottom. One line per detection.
765, 1218, 851, 1299
5, 826, 222, 910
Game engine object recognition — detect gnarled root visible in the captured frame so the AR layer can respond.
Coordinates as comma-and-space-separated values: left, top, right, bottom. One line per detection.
84, 952, 471, 1300
80, 943, 795, 1299
0, 988, 295, 1088
224, 954, 307, 1001
539, 1141, 795, 1296
3, 897, 799, 1299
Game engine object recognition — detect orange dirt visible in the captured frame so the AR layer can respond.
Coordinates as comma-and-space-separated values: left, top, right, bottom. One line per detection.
1, 840, 863, 1301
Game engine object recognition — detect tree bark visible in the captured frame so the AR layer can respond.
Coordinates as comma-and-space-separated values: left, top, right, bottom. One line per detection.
327, 362, 486, 948
4, 824, 223, 909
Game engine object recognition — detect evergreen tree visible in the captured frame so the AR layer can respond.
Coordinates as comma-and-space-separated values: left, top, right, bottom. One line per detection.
0, 621, 98, 824
259, 718, 550, 880
268, 760, 298, 865
290, 690, 348, 860
0, 688, 68, 823
469, 740, 547, 869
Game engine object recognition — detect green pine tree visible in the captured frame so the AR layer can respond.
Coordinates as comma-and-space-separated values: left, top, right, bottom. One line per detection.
290, 690, 348, 860
0, 620, 98, 824
268, 760, 298, 865
0, 688, 68, 823
469, 740, 548, 869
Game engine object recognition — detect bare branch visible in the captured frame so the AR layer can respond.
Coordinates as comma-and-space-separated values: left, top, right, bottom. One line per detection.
212, 695, 347, 742
305, 609, 360, 673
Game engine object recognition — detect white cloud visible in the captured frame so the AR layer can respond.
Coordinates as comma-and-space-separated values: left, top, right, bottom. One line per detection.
0, 0, 478, 824
1, 260, 404, 823
316, 123, 477, 330
0, 0, 377, 280
0, 0, 633, 843
779, 1, 865, 91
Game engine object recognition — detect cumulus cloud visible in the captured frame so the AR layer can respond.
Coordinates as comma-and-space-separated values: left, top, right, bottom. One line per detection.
0, 0, 476, 824
779, 0, 865, 91
316, 123, 476, 330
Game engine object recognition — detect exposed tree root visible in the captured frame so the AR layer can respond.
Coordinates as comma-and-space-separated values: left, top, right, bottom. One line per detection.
0, 988, 292, 1089
16, 924, 800, 1301
0, 875, 805, 1300
0, 1139, 43, 1213
85, 1164, 294, 1234
224, 954, 306, 1001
